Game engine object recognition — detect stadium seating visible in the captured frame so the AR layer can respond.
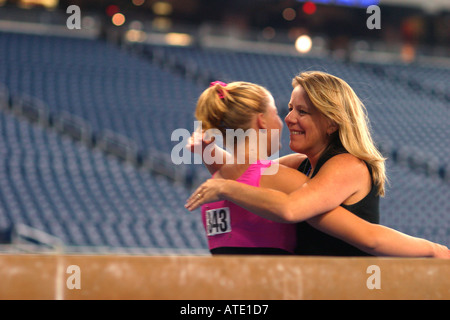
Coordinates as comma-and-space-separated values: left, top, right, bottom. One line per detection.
380, 161, 449, 244
0, 32, 204, 156
0, 106, 208, 252
0, 31, 448, 251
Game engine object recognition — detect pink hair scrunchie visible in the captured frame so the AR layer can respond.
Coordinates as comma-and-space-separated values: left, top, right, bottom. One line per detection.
209, 81, 227, 99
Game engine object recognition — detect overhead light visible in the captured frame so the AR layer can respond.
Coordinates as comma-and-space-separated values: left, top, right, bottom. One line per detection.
112, 13, 126, 26
106, 5, 120, 17
295, 35, 312, 53
126, 29, 147, 42
165, 33, 192, 46
262, 27, 276, 40
152, 1, 173, 16
18, 0, 58, 9
302, 2, 317, 15
282, 8, 296, 21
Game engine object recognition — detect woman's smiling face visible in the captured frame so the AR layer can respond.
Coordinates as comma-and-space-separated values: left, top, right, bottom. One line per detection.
285, 85, 334, 158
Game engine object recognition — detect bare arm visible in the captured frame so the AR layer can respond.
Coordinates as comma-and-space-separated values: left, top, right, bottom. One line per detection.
186, 153, 366, 222
308, 209, 449, 258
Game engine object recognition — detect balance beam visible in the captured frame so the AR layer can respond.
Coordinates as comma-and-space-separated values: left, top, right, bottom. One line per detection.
0, 254, 448, 300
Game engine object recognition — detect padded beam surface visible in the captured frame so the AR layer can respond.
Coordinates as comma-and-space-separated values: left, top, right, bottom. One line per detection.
0, 254, 448, 300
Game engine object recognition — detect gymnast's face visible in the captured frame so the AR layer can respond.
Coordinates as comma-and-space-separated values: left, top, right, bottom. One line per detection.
285, 85, 332, 157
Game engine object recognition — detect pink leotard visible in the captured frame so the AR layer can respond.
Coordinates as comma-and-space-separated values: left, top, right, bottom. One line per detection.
201, 160, 296, 253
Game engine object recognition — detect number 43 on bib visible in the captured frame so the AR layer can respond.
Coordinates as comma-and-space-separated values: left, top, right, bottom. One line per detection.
206, 207, 231, 236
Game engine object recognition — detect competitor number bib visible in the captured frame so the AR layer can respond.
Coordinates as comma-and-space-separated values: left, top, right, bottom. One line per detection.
205, 207, 231, 236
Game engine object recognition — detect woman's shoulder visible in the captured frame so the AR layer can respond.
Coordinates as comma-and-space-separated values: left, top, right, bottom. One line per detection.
260, 162, 308, 194
317, 153, 372, 198
323, 153, 368, 172
278, 153, 308, 169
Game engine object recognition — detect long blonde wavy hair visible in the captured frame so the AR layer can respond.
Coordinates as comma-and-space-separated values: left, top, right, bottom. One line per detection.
293, 71, 387, 196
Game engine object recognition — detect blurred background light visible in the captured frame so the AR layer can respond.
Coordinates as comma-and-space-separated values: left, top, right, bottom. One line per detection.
282, 8, 297, 21
152, 1, 173, 16
302, 2, 317, 15
112, 13, 126, 26
132, 0, 145, 6
262, 27, 276, 40
106, 5, 120, 17
165, 33, 192, 46
295, 34, 313, 53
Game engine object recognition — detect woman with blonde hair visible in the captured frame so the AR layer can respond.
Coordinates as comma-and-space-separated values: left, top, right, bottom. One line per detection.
186, 73, 449, 257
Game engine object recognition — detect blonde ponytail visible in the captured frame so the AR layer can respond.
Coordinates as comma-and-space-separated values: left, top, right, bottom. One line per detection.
195, 81, 270, 135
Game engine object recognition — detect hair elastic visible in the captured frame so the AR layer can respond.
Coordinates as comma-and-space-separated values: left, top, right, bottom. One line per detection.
210, 81, 227, 99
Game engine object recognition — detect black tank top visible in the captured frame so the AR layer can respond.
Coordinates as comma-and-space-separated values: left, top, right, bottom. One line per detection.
295, 146, 380, 256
